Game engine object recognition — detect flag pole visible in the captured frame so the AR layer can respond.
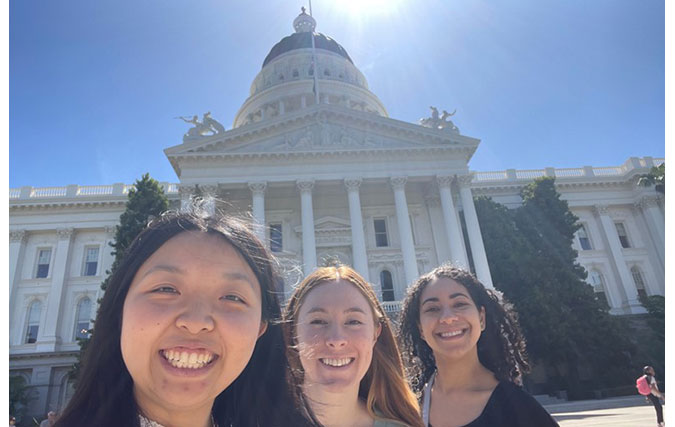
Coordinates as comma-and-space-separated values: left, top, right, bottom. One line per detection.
308, 0, 320, 105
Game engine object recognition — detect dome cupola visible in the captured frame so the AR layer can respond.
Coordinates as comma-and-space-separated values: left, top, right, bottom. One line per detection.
233, 9, 387, 128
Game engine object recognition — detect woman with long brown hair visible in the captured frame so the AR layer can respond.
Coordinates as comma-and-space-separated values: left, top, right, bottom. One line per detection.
284, 265, 424, 427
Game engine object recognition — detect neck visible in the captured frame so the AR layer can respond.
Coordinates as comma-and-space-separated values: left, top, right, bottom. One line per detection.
137, 400, 213, 427
303, 383, 371, 427
434, 348, 493, 392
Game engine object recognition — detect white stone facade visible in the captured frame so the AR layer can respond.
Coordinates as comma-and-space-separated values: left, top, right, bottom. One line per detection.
9, 11, 664, 420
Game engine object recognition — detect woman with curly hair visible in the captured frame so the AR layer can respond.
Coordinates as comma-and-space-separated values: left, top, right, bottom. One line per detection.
284, 265, 424, 427
398, 265, 558, 427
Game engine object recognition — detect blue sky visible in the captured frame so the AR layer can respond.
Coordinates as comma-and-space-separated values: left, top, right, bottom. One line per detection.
9, 0, 665, 188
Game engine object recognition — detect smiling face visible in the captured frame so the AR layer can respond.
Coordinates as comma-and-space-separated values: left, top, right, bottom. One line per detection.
120, 231, 267, 418
295, 280, 381, 393
418, 277, 485, 362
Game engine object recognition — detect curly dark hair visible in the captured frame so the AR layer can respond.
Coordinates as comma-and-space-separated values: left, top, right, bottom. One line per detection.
398, 264, 529, 393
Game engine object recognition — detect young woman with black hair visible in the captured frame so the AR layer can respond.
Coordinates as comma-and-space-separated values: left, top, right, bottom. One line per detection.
398, 265, 558, 427
55, 209, 314, 427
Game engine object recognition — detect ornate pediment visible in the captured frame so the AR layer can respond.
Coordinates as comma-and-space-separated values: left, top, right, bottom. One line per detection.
165, 106, 479, 158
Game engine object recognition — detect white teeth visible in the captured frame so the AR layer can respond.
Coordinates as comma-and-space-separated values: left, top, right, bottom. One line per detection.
320, 358, 353, 367
440, 330, 463, 338
162, 350, 214, 369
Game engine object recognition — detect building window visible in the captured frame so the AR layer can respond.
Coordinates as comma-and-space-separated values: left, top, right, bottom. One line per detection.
588, 270, 609, 309
630, 266, 647, 299
74, 297, 92, 340
269, 223, 283, 253
615, 222, 631, 248
374, 218, 389, 247
380, 270, 395, 302
35, 248, 51, 278
82, 246, 99, 276
25, 300, 42, 344
292, 69, 299, 78
577, 224, 592, 250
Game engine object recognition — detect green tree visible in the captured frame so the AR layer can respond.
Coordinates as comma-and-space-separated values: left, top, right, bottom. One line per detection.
9, 375, 34, 424
70, 173, 169, 384
475, 177, 636, 398
637, 163, 665, 194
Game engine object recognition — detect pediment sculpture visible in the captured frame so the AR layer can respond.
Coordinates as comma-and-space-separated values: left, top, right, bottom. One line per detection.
419, 106, 460, 133
176, 111, 226, 142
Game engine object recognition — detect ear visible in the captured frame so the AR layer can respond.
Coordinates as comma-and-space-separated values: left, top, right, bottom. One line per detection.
479, 307, 486, 331
374, 321, 382, 342
257, 320, 268, 338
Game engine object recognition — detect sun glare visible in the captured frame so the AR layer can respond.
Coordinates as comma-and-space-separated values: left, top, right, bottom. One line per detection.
334, 0, 405, 18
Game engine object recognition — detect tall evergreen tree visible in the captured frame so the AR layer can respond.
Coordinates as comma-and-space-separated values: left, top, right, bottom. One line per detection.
475, 177, 636, 398
70, 173, 169, 384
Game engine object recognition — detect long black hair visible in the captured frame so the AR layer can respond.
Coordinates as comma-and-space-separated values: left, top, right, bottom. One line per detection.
56, 208, 314, 427
398, 265, 529, 394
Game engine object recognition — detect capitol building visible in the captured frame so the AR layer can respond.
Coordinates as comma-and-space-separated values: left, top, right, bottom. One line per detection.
9, 10, 664, 419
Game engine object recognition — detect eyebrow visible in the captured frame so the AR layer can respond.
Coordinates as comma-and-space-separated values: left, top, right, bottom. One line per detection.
140, 265, 256, 288
421, 292, 470, 306
306, 307, 367, 315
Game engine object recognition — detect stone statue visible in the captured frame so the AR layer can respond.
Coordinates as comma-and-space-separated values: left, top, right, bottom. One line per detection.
202, 112, 225, 134
419, 106, 460, 133
176, 112, 226, 141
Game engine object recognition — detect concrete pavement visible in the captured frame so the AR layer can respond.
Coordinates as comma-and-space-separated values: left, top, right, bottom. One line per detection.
545, 395, 667, 426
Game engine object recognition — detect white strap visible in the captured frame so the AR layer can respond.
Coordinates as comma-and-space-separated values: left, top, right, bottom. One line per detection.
422, 371, 436, 426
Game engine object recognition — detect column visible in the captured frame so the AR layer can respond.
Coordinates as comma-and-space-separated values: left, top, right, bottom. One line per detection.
437, 176, 469, 268
390, 177, 419, 285
297, 180, 317, 274
9, 230, 27, 309
178, 185, 193, 211
39, 228, 74, 352
594, 205, 645, 314
638, 196, 665, 263
344, 178, 369, 281
457, 175, 494, 288
201, 185, 219, 215
249, 182, 267, 243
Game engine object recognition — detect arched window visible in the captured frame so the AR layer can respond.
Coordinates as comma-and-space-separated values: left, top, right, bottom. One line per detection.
25, 300, 42, 344
630, 266, 647, 299
588, 270, 609, 309
73, 297, 92, 340
380, 270, 395, 302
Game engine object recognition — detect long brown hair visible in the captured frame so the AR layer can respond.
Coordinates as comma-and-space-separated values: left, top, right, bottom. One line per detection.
284, 265, 423, 427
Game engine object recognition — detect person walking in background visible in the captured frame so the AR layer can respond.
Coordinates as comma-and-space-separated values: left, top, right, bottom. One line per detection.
39, 411, 57, 427
398, 265, 558, 427
642, 366, 665, 426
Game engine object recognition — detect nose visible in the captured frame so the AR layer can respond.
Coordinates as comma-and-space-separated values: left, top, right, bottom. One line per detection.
325, 324, 347, 348
439, 306, 459, 324
175, 299, 215, 334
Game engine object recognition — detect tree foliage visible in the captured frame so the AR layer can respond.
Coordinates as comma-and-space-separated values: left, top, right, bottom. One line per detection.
9, 375, 34, 423
637, 163, 665, 194
475, 177, 636, 398
70, 173, 169, 384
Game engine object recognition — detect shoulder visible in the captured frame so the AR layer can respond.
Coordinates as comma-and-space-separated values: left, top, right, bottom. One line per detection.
373, 419, 411, 427
484, 382, 559, 426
